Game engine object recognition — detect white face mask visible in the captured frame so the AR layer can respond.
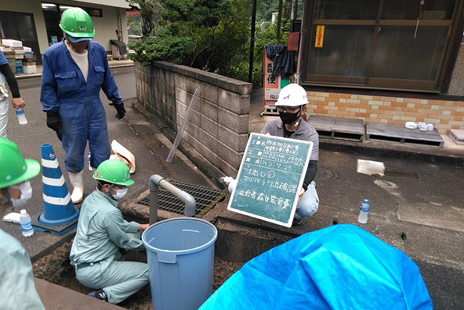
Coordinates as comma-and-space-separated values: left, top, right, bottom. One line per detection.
10, 181, 33, 208
112, 188, 128, 200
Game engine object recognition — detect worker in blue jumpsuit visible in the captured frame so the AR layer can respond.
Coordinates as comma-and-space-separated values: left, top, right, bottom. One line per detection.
41, 8, 126, 204
0, 138, 44, 309
70, 159, 149, 304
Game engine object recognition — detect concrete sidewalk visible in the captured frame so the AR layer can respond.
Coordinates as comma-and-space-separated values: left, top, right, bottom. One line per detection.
14, 59, 134, 80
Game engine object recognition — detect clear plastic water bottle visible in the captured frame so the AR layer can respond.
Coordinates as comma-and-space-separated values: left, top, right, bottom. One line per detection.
357, 199, 370, 224
20, 209, 33, 237
16, 108, 28, 125
88, 153, 93, 171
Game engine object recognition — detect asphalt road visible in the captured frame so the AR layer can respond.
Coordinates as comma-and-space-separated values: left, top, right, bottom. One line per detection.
0, 66, 147, 252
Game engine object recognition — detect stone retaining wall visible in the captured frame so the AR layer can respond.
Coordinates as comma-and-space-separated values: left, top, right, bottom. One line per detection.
135, 61, 252, 177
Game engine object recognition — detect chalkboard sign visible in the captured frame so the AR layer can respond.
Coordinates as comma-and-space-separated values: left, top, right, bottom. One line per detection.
228, 133, 313, 227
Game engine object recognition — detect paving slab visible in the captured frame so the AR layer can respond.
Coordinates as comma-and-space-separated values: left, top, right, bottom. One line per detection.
35, 278, 125, 310
449, 129, 464, 145
308, 115, 365, 141
307, 114, 335, 132
398, 202, 464, 234
367, 122, 444, 147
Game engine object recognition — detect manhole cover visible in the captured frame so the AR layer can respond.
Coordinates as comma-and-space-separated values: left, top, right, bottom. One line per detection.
137, 181, 226, 217
315, 166, 338, 183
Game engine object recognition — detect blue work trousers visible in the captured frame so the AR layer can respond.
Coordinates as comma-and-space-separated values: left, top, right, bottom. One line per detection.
58, 97, 110, 172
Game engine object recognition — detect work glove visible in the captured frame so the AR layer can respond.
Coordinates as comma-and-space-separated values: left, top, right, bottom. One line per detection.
46, 110, 61, 132
110, 102, 126, 119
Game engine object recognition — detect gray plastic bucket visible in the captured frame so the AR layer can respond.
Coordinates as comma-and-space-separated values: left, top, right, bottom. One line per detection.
142, 218, 218, 310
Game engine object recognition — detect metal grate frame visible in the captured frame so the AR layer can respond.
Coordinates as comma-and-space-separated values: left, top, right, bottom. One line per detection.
137, 181, 226, 217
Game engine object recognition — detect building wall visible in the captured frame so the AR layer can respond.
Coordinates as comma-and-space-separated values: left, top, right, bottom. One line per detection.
447, 43, 464, 96
90, 5, 126, 51
306, 92, 464, 134
0, 0, 48, 55
49, 0, 126, 51
0, 0, 127, 55
73, 0, 130, 8
135, 61, 252, 178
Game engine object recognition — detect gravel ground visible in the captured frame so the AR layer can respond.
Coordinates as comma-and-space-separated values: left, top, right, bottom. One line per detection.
33, 242, 243, 309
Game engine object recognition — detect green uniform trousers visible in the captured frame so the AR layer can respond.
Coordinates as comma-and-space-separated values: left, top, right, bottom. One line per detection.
76, 258, 149, 304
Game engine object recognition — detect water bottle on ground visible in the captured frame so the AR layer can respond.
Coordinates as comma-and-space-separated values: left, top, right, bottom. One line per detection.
357, 199, 370, 224
16, 108, 28, 125
20, 209, 33, 237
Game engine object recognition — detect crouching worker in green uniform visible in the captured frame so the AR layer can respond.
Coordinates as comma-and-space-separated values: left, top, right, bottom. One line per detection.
70, 159, 150, 304
0, 138, 45, 309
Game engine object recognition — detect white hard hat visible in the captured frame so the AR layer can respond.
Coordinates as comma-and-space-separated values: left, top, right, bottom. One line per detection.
275, 84, 308, 106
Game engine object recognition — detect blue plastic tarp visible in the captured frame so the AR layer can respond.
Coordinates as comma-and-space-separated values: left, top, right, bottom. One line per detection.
201, 224, 433, 310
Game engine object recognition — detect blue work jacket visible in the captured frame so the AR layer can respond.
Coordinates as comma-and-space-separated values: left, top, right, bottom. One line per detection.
40, 41, 122, 111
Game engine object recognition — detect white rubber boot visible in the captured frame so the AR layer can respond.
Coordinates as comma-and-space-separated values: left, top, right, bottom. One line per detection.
68, 171, 84, 204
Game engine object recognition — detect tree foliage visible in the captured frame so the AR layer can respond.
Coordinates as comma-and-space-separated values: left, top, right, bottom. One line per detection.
129, 31, 192, 66
129, 0, 251, 79
127, 14, 142, 36
256, 0, 280, 22
128, 0, 292, 84
126, 0, 162, 37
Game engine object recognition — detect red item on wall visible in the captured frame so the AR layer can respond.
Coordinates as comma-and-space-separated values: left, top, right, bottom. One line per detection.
288, 32, 300, 51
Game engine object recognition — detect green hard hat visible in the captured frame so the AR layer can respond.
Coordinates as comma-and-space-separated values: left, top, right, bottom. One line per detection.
0, 138, 40, 189
93, 159, 134, 187
59, 8, 95, 39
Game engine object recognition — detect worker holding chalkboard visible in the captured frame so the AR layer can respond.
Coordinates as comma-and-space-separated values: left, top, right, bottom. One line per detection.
261, 84, 319, 226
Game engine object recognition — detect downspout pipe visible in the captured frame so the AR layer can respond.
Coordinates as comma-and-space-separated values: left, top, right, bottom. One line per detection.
148, 174, 197, 224
295, 0, 307, 84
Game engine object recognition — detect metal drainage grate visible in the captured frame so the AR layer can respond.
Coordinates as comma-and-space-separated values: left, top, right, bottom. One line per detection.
137, 181, 226, 217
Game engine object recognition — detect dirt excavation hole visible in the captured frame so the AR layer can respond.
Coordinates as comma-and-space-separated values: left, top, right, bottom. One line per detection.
33, 241, 152, 310
32, 217, 294, 309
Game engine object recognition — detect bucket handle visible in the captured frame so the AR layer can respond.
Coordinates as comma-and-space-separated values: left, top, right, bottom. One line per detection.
158, 252, 177, 264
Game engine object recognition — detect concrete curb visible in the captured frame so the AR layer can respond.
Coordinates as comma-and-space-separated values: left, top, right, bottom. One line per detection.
319, 138, 464, 166
108, 64, 135, 70
14, 63, 134, 80
15, 73, 42, 80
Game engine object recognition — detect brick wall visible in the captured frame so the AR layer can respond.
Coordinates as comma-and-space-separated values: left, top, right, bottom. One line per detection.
135, 61, 252, 178
307, 92, 464, 134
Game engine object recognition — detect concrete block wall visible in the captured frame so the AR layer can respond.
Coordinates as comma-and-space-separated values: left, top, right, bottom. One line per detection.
448, 43, 464, 97
307, 92, 464, 134
135, 61, 252, 177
